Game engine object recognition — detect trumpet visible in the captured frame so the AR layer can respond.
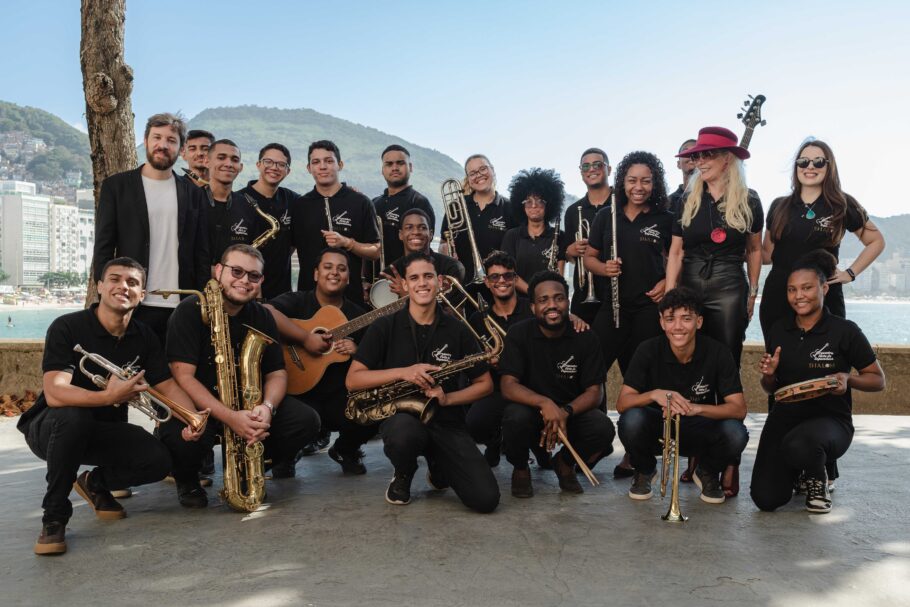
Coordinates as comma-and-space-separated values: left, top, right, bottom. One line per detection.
660, 392, 687, 522
576, 207, 600, 305
442, 178, 485, 284
73, 344, 209, 433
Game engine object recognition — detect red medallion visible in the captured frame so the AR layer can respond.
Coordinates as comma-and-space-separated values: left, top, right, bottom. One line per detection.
710, 228, 727, 244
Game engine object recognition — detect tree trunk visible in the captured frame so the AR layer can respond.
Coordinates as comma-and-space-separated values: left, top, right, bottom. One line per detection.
80, 0, 137, 307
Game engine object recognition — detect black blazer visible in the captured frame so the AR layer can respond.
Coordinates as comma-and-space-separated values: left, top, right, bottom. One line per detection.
92, 166, 209, 291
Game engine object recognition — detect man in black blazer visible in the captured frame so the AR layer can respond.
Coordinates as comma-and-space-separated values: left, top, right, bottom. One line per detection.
93, 112, 210, 337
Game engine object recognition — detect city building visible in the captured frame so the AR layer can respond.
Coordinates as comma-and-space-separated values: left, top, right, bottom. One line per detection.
0, 190, 50, 286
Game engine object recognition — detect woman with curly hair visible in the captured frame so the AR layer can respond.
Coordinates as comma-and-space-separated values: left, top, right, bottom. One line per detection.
501, 168, 566, 295
665, 126, 763, 369
583, 150, 673, 375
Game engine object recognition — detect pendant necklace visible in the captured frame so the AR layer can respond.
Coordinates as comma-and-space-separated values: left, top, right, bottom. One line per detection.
803, 200, 818, 220
708, 198, 727, 244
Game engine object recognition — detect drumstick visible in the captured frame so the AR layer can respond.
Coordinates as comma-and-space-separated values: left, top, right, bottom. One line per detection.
557, 428, 599, 486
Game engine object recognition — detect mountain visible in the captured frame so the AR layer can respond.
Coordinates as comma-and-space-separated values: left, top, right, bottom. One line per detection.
183, 105, 464, 215
0, 100, 92, 181
840, 214, 910, 259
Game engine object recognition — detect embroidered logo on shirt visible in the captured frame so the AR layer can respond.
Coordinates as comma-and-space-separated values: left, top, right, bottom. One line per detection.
691, 376, 711, 397
431, 344, 452, 363
810, 343, 834, 362
557, 355, 578, 375
385, 207, 400, 223
489, 216, 506, 231
815, 215, 833, 229
333, 210, 352, 229
641, 224, 661, 239
280, 209, 291, 226
231, 219, 249, 236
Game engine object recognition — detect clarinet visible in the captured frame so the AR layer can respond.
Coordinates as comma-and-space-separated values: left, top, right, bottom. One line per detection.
610, 190, 620, 328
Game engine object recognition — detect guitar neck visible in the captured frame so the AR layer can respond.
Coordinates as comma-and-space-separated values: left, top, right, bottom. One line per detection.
740, 126, 755, 151
332, 297, 409, 339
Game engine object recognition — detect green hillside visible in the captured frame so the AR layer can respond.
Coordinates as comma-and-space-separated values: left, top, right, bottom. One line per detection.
0, 100, 92, 180
840, 214, 910, 258
183, 105, 464, 214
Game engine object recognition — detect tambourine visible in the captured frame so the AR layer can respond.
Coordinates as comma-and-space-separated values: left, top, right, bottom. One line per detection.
773, 377, 840, 403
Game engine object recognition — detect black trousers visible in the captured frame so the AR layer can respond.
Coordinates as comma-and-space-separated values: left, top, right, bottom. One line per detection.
24, 406, 171, 524
158, 396, 320, 483
133, 304, 176, 339
380, 413, 500, 513
750, 413, 853, 512
298, 393, 378, 454
681, 260, 748, 368
592, 302, 662, 375
617, 406, 749, 475
465, 391, 506, 447
502, 403, 615, 471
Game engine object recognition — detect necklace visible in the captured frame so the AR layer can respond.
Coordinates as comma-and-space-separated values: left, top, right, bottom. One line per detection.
802, 200, 818, 220
708, 198, 727, 244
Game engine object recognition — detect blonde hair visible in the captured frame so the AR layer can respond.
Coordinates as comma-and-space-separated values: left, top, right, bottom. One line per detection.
680, 153, 752, 232
463, 153, 496, 195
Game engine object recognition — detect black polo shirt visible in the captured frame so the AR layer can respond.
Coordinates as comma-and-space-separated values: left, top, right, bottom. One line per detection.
354, 305, 487, 424
469, 296, 532, 387
498, 318, 605, 407
17, 305, 171, 432
559, 195, 610, 290
268, 290, 367, 400
166, 295, 284, 397
390, 251, 465, 283
623, 334, 742, 409
589, 205, 673, 309
440, 193, 515, 282
290, 184, 380, 303
500, 224, 565, 284
205, 190, 259, 266
672, 189, 763, 258
239, 182, 299, 300
668, 185, 685, 216
372, 186, 437, 269
765, 309, 876, 424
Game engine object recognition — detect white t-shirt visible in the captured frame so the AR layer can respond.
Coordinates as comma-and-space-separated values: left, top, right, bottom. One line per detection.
141, 174, 180, 308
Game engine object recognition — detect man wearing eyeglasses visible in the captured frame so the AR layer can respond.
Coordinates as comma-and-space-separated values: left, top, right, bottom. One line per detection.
668, 139, 697, 215
240, 143, 299, 299
560, 148, 612, 325
158, 244, 321, 507
204, 139, 260, 271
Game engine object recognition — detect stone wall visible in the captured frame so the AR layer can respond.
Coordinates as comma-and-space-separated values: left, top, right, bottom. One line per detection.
1, 340, 907, 414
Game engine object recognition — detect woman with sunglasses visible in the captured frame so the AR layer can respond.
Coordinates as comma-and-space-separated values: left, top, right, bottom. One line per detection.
751, 250, 885, 514
501, 168, 566, 295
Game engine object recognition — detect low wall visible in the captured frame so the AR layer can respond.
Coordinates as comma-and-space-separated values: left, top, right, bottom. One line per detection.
1, 340, 906, 415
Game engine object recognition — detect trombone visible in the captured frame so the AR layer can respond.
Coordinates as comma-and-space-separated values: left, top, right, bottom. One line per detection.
441, 178, 485, 284
660, 392, 687, 522
576, 206, 599, 305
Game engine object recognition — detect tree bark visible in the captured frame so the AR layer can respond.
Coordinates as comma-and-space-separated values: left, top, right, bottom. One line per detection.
80, 0, 137, 307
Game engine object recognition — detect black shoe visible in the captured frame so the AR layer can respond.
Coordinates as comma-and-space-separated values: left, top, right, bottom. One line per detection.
805, 476, 832, 514
270, 459, 296, 479
613, 453, 635, 479
385, 471, 413, 505
200, 449, 215, 476
300, 431, 331, 456
425, 459, 449, 491
628, 471, 655, 500
73, 470, 126, 520
34, 521, 66, 555
554, 454, 583, 495
484, 443, 501, 468
511, 467, 534, 498
328, 446, 367, 475
176, 480, 208, 508
693, 466, 725, 504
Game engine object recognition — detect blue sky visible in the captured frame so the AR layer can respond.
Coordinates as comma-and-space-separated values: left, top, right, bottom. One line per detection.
3, 0, 909, 217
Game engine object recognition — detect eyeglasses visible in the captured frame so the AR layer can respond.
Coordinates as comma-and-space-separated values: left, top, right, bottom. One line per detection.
260, 158, 290, 170
486, 271, 516, 283
223, 264, 264, 283
467, 165, 491, 179
689, 150, 721, 161
579, 161, 606, 172
523, 198, 546, 207
795, 157, 829, 169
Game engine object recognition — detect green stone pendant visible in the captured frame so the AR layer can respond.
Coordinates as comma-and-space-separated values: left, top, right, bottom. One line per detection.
806, 208, 816, 219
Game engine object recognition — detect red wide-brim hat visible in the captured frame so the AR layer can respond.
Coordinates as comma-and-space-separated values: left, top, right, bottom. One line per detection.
677, 126, 751, 160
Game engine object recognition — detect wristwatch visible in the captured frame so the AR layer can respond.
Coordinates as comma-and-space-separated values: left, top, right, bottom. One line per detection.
846, 268, 856, 282
562, 404, 574, 417
262, 401, 275, 414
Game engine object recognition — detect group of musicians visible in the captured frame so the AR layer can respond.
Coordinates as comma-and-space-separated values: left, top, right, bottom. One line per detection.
18, 113, 887, 556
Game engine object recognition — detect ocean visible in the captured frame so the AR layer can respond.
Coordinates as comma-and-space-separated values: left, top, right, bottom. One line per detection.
2, 301, 909, 346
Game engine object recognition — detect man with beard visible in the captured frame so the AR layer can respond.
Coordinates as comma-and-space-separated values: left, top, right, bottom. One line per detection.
499, 270, 615, 498
367, 145, 437, 293
158, 244, 321, 506
560, 148, 613, 325
181, 129, 214, 186
93, 112, 209, 337
240, 143, 298, 299
668, 139, 697, 214
204, 139, 259, 270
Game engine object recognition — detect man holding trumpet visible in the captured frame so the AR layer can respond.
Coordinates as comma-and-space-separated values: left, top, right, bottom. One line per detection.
17, 257, 204, 556
499, 270, 615, 498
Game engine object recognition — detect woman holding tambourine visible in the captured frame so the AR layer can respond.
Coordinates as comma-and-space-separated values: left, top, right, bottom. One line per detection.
750, 251, 884, 514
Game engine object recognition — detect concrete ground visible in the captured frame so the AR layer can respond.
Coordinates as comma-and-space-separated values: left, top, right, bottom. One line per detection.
1, 412, 909, 607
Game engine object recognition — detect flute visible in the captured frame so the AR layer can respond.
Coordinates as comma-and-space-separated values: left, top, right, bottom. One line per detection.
610, 190, 620, 328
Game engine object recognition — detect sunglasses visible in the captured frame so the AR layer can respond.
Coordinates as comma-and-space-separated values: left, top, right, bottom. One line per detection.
579, 161, 606, 172
223, 264, 264, 283
486, 271, 517, 283
689, 149, 722, 161
795, 157, 829, 169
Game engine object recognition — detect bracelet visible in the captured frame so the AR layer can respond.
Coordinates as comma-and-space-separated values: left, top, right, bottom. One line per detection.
345, 238, 355, 251
846, 268, 856, 282
749, 285, 759, 297
262, 401, 274, 414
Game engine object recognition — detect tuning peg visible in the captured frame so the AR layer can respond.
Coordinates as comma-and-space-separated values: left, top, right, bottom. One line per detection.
737, 113, 744, 119
748, 94, 755, 100
760, 120, 767, 126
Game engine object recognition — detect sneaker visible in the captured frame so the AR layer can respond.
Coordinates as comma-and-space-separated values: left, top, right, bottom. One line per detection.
511, 467, 534, 498
692, 466, 725, 504
300, 431, 331, 456
110, 487, 132, 499
629, 471, 656, 500
176, 480, 208, 508
328, 446, 367, 475
794, 472, 807, 495
34, 521, 66, 555
426, 459, 449, 491
200, 449, 216, 476
385, 472, 413, 505
554, 453, 584, 494
73, 470, 126, 520
827, 479, 836, 493
805, 477, 832, 514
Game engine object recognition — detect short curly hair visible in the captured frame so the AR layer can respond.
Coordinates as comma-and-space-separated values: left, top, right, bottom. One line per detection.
613, 151, 669, 212
508, 168, 565, 226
